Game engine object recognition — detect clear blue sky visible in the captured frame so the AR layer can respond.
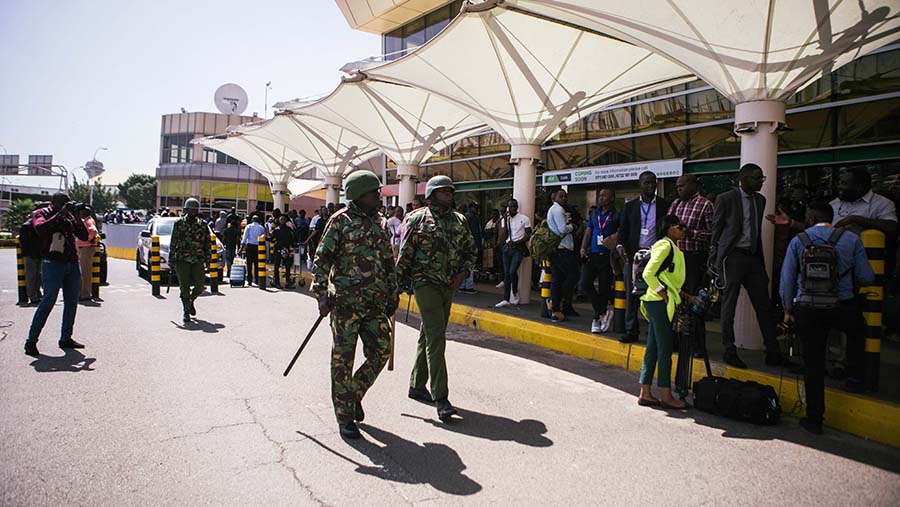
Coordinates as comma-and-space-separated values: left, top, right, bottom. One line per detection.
0, 0, 379, 185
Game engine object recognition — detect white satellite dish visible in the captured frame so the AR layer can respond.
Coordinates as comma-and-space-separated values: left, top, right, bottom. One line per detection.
214, 83, 248, 115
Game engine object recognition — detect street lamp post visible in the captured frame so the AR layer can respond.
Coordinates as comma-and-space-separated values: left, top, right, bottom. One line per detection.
264, 81, 272, 119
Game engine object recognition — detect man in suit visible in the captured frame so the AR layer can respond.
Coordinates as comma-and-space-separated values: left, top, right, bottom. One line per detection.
711, 163, 793, 368
616, 171, 670, 343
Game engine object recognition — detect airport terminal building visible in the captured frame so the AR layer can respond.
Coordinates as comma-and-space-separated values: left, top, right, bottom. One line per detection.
338, 1, 900, 217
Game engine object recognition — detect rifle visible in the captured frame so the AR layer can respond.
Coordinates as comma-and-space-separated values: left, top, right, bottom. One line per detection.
283, 314, 325, 377
388, 314, 396, 371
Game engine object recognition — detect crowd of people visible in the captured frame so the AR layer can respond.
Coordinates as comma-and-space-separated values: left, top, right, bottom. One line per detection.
19, 164, 896, 438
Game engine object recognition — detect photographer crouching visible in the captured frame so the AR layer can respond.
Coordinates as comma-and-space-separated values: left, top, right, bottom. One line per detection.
24, 193, 90, 356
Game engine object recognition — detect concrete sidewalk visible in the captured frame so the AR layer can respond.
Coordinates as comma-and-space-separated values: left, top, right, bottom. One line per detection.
397, 280, 900, 448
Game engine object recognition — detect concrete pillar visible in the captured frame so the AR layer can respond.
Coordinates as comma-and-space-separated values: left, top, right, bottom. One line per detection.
397, 164, 419, 209
271, 181, 288, 212
511, 144, 541, 305
324, 174, 342, 205
733, 100, 785, 350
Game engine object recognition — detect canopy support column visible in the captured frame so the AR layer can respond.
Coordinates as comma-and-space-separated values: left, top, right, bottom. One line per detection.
511, 144, 541, 305
271, 182, 289, 212
397, 164, 419, 209
324, 175, 343, 205
733, 100, 786, 351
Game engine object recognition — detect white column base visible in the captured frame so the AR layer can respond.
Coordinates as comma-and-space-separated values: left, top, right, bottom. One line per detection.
272, 182, 288, 212
397, 164, 419, 209
324, 175, 342, 205
511, 144, 541, 305
733, 100, 785, 351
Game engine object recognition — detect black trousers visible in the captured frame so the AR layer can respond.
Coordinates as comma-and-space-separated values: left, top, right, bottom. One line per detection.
682, 251, 708, 354
549, 250, 579, 313
273, 250, 292, 286
245, 244, 259, 284
795, 300, 865, 424
580, 252, 613, 319
719, 250, 780, 354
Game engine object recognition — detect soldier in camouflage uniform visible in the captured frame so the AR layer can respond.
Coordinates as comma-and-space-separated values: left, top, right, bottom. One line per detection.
397, 175, 476, 421
169, 198, 210, 323
312, 170, 399, 440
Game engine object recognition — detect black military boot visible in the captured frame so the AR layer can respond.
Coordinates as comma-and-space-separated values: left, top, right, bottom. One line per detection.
189, 297, 197, 316
408, 387, 434, 404
355, 399, 365, 422
339, 421, 361, 439
181, 299, 191, 323
436, 399, 458, 422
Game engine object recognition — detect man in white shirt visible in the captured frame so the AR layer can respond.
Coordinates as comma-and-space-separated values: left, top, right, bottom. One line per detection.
495, 199, 532, 308
831, 167, 898, 237
547, 190, 577, 322
386, 207, 404, 259
240, 216, 267, 286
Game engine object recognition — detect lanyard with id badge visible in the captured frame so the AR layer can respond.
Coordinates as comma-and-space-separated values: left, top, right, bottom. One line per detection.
595, 210, 613, 246
640, 200, 654, 237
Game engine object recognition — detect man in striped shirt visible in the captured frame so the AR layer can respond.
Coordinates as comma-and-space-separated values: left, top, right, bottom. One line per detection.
668, 175, 714, 356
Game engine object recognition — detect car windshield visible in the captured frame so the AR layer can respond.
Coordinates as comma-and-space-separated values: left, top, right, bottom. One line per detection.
155, 222, 174, 236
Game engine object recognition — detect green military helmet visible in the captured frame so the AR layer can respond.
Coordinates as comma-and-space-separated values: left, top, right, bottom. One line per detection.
344, 170, 382, 201
425, 175, 455, 199
183, 198, 200, 211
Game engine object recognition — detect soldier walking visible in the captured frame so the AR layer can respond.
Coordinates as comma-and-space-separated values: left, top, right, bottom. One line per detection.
312, 170, 399, 440
169, 198, 210, 323
397, 175, 476, 421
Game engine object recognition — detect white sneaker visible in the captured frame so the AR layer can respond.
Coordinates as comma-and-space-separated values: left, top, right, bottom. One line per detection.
601, 308, 614, 332
495, 300, 511, 308
496, 281, 505, 288
509, 293, 520, 305
591, 319, 602, 334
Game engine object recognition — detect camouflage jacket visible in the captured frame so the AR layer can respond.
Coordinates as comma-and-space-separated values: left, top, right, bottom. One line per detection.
169, 216, 211, 264
396, 204, 477, 288
312, 202, 397, 310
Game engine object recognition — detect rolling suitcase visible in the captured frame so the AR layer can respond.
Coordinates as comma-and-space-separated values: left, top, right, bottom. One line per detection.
230, 257, 246, 287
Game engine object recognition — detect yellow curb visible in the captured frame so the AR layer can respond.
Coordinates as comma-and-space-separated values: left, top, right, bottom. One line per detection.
106, 246, 136, 261
396, 293, 900, 448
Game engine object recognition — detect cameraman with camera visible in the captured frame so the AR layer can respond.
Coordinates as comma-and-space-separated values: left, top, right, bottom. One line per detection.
780, 202, 874, 435
24, 193, 90, 356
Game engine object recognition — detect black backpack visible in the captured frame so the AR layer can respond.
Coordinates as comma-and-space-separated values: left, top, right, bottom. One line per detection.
631, 241, 675, 296
795, 228, 847, 309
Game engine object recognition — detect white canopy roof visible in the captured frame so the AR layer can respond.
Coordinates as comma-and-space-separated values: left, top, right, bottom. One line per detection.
508, 0, 900, 103
195, 113, 378, 181
363, 1, 693, 146
278, 78, 486, 167
196, 134, 314, 185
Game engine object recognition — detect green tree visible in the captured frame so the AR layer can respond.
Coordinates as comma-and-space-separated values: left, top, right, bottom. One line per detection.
2, 198, 37, 233
71, 177, 118, 212
117, 174, 157, 210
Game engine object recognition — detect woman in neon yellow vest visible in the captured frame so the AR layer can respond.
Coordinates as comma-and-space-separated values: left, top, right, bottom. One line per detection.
638, 214, 689, 409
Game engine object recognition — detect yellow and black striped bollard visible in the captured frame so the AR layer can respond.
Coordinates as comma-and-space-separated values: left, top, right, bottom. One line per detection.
15, 236, 28, 305
613, 273, 627, 333
209, 233, 219, 294
91, 248, 101, 300
540, 259, 552, 318
257, 234, 267, 290
860, 229, 885, 392
151, 235, 161, 297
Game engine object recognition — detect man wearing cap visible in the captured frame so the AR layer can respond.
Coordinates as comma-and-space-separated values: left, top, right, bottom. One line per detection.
312, 170, 399, 440
169, 198, 210, 323
396, 175, 477, 421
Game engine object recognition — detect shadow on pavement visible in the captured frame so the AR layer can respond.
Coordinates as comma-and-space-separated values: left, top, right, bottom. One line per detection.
29, 348, 96, 373
402, 410, 553, 447
170, 319, 225, 333
440, 320, 900, 473
297, 426, 482, 496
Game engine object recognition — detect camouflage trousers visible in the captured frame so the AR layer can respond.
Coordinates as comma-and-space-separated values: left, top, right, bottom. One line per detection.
330, 306, 392, 425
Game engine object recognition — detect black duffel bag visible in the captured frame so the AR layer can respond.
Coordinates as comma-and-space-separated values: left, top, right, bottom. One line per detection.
693, 376, 781, 425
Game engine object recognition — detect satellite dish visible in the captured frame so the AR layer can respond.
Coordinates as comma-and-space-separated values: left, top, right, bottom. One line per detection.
214, 83, 248, 115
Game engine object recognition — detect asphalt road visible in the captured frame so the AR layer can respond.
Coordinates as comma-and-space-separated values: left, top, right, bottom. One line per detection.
1, 249, 899, 506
